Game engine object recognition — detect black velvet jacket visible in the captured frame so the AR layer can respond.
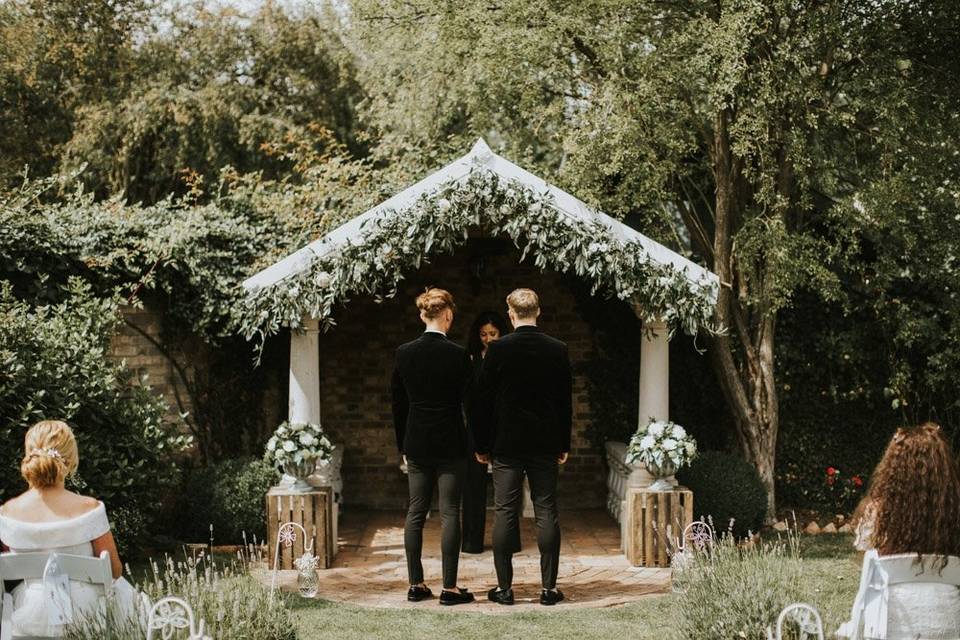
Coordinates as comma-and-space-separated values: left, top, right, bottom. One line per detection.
391, 332, 470, 459
472, 325, 573, 457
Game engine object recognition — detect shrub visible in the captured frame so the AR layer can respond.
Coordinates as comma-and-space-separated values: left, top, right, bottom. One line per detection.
672, 530, 805, 639
0, 279, 188, 554
177, 457, 279, 544
678, 450, 767, 538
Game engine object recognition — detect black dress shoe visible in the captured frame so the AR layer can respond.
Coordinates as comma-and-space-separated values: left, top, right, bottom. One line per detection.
407, 585, 433, 602
439, 588, 475, 606
540, 588, 564, 606
487, 587, 514, 605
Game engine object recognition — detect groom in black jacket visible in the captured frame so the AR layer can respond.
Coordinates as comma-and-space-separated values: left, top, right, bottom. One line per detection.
474, 288, 572, 606
392, 287, 475, 606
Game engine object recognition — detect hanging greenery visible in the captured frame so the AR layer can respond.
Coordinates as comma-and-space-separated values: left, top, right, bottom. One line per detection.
239, 168, 720, 351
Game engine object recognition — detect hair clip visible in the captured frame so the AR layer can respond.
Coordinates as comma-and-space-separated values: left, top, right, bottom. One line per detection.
36, 448, 63, 460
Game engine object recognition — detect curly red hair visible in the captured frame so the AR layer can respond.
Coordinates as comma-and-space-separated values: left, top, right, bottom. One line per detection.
865, 422, 960, 560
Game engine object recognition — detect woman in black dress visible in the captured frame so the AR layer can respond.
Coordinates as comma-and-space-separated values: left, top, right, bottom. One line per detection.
462, 310, 519, 553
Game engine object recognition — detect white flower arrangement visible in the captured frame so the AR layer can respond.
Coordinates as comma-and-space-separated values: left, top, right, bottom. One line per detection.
626, 419, 697, 470
265, 421, 334, 468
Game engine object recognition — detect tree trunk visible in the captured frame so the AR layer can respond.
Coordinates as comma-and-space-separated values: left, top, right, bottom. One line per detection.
706, 108, 781, 522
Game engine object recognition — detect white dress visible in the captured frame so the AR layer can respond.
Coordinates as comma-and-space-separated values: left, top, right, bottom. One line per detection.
837, 511, 960, 639
0, 502, 145, 637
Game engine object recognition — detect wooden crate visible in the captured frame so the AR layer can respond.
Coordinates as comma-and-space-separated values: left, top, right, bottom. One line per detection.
624, 486, 693, 567
266, 487, 334, 569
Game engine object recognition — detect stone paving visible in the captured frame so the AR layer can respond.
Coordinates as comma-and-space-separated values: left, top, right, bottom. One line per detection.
268, 508, 671, 612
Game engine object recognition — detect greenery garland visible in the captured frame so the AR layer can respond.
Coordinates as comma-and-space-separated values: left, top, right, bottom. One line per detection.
239, 169, 719, 350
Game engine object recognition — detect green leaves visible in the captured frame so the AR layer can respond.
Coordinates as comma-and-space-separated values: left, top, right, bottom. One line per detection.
240, 169, 720, 353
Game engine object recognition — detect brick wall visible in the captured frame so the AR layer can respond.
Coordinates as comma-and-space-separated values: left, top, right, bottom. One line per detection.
110, 305, 197, 425
316, 238, 614, 510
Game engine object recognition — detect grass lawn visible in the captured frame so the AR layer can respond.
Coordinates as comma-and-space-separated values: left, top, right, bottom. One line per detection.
288, 533, 862, 640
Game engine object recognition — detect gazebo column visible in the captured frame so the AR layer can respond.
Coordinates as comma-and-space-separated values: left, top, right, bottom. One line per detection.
627, 308, 671, 488
288, 317, 321, 425
286, 317, 339, 557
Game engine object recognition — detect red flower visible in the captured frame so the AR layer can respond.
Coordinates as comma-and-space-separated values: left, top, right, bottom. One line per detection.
826, 467, 838, 476
852, 475, 863, 487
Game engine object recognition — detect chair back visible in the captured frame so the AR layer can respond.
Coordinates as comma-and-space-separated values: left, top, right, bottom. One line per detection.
843, 550, 960, 639
0, 552, 112, 587
862, 552, 960, 639
146, 596, 209, 640
767, 603, 825, 640
0, 551, 113, 640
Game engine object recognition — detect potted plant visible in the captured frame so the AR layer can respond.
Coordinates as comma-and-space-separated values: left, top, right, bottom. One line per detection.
626, 419, 698, 491
265, 421, 334, 492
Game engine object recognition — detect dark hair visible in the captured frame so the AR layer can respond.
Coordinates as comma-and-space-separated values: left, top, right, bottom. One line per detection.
864, 422, 960, 563
467, 311, 509, 359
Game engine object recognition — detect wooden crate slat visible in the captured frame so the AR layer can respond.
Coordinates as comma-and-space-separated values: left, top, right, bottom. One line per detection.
266, 487, 334, 570
624, 486, 694, 567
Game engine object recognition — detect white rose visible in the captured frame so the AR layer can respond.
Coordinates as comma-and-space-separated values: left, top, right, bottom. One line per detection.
647, 422, 665, 438
685, 441, 697, 457
282, 440, 297, 452
266, 438, 277, 452
639, 435, 656, 451
437, 198, 451, 212
299, 432, 316, 447
662, 438, 678, 451
672, 425, 687, 439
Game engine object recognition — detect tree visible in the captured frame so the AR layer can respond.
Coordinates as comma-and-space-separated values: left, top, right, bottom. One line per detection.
58, 1, 366, 203
0, 0, 150, 182
347, 0, 956, 516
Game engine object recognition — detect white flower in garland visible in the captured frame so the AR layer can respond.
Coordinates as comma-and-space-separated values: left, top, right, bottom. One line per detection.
241, 168, 720, 359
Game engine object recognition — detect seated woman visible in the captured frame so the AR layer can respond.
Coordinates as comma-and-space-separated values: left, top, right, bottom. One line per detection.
839, 422, 960, 639
0, 420, 146, 636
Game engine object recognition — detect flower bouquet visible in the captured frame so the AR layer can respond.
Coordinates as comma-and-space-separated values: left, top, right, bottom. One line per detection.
265, 421, 334, 492
626, 420, 698, 491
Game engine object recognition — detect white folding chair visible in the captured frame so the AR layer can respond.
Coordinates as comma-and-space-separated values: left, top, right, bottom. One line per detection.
840, 550, 960, 639
146, 596, 210, 640
767, 603, 825, 640
0, 551, 113, 640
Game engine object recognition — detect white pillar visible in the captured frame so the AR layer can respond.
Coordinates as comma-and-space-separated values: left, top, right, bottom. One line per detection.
638, 319, 670, 426
626, 309, 671, 488
287, 317, 338, 554
288, 317, 321, 425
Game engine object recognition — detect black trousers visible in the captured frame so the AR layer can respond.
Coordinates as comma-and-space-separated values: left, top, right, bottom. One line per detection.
405, 457, 465, 589
491, 454, 560, 590
461, 458, 522, 554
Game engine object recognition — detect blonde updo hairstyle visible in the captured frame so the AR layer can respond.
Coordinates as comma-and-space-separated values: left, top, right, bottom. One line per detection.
21, 420, 79, 489
416, 287, 455, 321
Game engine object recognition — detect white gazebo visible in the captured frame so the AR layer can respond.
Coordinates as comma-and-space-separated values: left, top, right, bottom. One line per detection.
243, 138, 719, 537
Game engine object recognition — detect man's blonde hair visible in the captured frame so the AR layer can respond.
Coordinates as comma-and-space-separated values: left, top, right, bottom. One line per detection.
416, 287, 455, 320
506, 288, 540, 319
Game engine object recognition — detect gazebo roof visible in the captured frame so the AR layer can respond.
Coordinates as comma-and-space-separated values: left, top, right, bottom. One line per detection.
243, 139, 718, 294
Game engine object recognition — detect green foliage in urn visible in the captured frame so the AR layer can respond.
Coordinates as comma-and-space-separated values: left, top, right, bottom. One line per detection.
626, 420, 698, 471
240, 169, 719, 351
677, 451, 767, 539
0, 278, 189, 551
266, 422, 334, 468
